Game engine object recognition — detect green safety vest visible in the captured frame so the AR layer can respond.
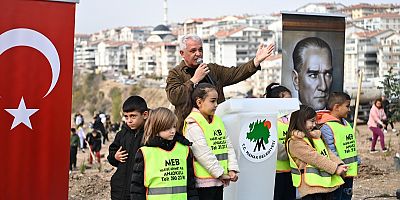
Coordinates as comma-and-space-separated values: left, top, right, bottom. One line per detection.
326, 120, 358, 177
276, 119, 290, 172
288, 138, 344, 188
141, 142, 189, 200
184, 112, 228, 178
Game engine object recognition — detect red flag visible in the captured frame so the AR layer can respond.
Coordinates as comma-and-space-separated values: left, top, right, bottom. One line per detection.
0, 0, 76, 199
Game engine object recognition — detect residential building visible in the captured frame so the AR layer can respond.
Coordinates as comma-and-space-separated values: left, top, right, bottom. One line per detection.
177, 15, 279, 39
296, 3, 346, 14
95, 41, 132, 71
377, 32, 400, 77
119, 26, 151, 42
205, 26, 273, 66
352, 13, 400, 31
252, 54, 282, 97
344, 29, 394, 87
89, 26, 152, 42
74, 34, 96, 68
127, 25, 178, 78
341, 3, 399, 19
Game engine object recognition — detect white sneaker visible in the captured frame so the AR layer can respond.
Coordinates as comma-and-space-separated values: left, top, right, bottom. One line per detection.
392, 129, 397, 133
370, 149, 378, 154
383, 130, 388, 134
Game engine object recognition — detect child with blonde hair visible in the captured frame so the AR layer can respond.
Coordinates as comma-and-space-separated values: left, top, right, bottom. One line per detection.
130, 107, 198, 200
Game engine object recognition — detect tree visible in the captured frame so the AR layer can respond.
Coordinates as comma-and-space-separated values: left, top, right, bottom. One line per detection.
379, 67, 400, 122
246, 119, 272, 152
109, 87, 122, 123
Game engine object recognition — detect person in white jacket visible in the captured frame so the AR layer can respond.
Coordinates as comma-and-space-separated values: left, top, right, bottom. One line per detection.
183, 83, 239, 200
76, 124, 86, 152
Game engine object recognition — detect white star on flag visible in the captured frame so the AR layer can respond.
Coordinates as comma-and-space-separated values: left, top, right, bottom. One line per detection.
5, 97, 39, 130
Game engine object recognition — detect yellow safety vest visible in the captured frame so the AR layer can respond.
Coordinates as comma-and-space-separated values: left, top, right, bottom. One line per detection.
326, 120, 358, 177
183, 112, 228, 178
287, 138, 344, 188
276, 119, 290, 172
141, 142, 189, 200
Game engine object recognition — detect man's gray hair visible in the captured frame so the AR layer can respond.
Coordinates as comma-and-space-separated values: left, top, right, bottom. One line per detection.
179, 34, 202, 50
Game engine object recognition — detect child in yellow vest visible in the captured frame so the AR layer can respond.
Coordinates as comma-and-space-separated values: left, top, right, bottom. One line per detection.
319, 92, 358, 200
286, 105, 347, 200
264, 83, 296, 200
130, 107, 199, 200
183, 83, 239, 200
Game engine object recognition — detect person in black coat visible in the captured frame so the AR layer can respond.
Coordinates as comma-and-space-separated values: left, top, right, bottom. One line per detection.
107, 96, 149, 200
130, 107, 198, 200
382, 96, 396, 132
93, 114, 108, 144
86, 129, 102, 164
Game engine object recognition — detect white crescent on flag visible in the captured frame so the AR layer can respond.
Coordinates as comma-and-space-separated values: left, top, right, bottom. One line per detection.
0, 28, 60, 98
0, 28, 61, 130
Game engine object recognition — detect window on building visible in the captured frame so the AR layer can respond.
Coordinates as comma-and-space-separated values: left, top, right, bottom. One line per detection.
365, 60, 378, 65
365, 53, 377, 58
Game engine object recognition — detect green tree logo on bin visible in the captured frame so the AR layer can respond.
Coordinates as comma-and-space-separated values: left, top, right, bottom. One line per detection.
246, 119, 271, 152
240, 118, 276, 163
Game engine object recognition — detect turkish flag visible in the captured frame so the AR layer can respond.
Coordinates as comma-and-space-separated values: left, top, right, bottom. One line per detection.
0, 0, 76, 199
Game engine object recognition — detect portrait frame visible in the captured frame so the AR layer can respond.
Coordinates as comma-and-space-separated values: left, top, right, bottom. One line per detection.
281, 12, 346, 110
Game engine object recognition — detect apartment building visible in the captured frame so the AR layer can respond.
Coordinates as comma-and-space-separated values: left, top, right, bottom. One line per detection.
344, 29, 394, 87
296, 3, 346, 14
127, 24, 178, 78
251, 54, 282, 97
95, 41, 132, 71
353, 13, 400, 31
119, 26, 151, 42
377, 32, 400, 77
177, 15, 279, 39
74, 34, 96, 68
205, 26, 273, 66
90, 26, 152, 42
341, 3, 398, 19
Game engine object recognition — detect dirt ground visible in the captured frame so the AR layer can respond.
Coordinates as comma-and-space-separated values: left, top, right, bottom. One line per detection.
68, 123, 400, 200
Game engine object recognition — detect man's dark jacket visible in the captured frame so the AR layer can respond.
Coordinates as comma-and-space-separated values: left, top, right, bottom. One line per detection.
166, 58, 259, 132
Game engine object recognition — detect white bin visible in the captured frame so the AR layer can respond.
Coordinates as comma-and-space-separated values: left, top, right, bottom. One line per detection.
216, 98, 299, 200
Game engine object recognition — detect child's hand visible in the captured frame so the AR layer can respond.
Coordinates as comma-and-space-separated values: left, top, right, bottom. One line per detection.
115, 146, 128, 162
309, 130, 321, 138
228, 170, 238, 182
335, 164, 348, 176
292, 130, 305, 139
218, 174, 231, 186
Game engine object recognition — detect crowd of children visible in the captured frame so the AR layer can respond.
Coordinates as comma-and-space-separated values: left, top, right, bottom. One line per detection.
69, 111, 115, 173
68, 80, 399, 200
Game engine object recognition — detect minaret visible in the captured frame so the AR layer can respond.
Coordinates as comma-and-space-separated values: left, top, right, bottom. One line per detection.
163, 0, 168, 25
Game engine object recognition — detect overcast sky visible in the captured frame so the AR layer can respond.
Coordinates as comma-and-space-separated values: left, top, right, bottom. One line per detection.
75, 0, 399, 33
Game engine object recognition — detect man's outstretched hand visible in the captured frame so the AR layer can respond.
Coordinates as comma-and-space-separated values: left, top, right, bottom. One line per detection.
254, 43, 275, 67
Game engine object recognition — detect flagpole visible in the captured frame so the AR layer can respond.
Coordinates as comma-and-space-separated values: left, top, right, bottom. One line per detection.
353, 70, 363, 134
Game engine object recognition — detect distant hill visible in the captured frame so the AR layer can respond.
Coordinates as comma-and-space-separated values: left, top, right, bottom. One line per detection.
72, 73, 170, 124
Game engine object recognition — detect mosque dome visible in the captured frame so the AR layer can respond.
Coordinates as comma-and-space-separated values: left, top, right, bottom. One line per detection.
151, 24, 172, 36
153, 24, 170, 32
